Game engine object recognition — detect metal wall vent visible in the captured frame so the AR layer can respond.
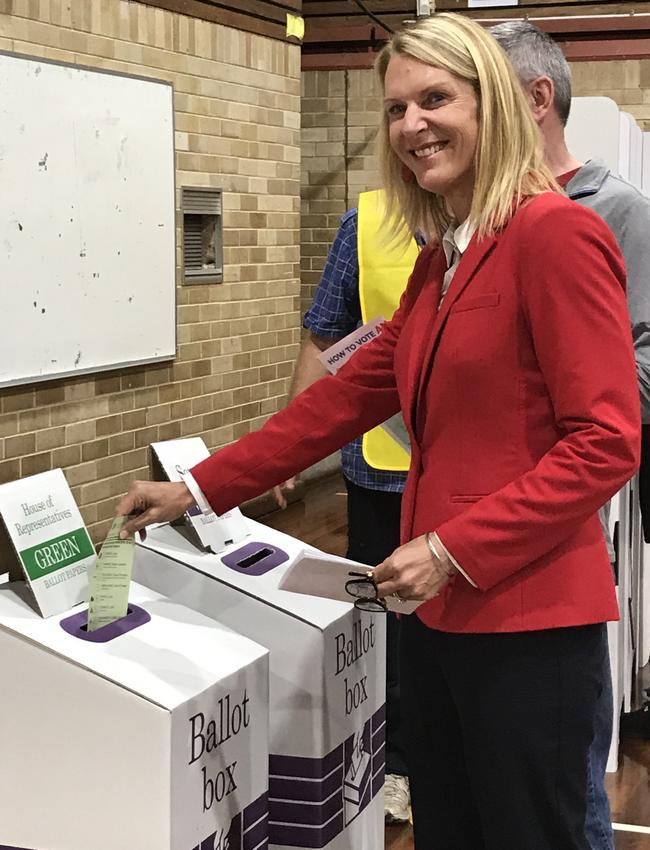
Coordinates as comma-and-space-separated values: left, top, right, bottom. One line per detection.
182, 187, 223, 284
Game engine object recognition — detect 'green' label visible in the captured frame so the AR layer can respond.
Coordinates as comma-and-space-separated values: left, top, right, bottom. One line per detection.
20, 528, 95, 580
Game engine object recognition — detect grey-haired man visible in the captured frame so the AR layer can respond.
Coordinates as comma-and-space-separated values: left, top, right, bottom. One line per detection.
492, 20, 650, 850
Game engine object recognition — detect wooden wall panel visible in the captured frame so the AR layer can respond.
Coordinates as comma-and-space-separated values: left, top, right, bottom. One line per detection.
302, 0, 650, 61
140, 0, 302, 41
303, 0, 650, 38
304, 0, 643, 21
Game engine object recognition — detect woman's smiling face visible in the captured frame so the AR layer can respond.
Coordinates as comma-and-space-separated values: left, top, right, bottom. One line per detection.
384, 54, 480, 222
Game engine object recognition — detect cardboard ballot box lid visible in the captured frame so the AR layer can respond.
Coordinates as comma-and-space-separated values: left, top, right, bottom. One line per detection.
138, 519, 353, 631
0, 581, 268, 709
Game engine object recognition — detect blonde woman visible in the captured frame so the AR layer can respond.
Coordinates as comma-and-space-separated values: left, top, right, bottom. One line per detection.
119, 14, 640, 849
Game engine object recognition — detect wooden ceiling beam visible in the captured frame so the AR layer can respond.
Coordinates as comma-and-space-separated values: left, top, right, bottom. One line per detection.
302, 37, 650, 68
302, 11, 650, 65
302, 51, 378, 68
302, 22, 390, 43
564, 36, 650, 58
475, 12, 650, 33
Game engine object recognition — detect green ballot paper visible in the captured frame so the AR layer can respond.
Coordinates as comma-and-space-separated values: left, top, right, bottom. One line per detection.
86, 515, 135, 632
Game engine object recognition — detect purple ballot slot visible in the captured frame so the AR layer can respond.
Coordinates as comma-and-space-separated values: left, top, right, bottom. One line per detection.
221, 542, 289, 576
59, 604, 151, 643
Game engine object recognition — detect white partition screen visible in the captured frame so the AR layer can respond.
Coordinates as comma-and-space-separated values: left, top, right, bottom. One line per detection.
565, 96, 620, 172
566, 96, 649, 771
0, 51, 176, 387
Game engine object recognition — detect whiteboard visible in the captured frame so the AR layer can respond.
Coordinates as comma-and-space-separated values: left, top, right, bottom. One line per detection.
0, 52, 176, 387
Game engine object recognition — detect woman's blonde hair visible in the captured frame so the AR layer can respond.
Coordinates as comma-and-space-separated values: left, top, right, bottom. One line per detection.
376, 13, 558, 242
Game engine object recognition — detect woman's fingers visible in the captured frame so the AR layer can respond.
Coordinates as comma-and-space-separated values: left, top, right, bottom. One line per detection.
116, 480, 196, 538
272, 485, 288, 510
119, 507, 159, 539
374, 537, 452, 601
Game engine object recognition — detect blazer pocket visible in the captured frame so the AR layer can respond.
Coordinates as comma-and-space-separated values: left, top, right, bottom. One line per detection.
449, 292, 500, 314
450, 494, 488, 503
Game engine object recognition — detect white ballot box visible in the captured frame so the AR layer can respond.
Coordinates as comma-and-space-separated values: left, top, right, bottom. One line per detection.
135, 521, 386, 850
0, 582, 269, 850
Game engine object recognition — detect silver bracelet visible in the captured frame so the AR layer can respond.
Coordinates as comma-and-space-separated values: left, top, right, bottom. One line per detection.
425, 532, 456, 578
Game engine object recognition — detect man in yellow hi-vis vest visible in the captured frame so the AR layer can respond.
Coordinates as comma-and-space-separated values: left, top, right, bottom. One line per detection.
274, 190, 420, 824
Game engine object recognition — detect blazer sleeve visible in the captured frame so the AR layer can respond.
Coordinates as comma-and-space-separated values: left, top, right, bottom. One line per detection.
436, 202, 641, 591
190, 245, 437, 514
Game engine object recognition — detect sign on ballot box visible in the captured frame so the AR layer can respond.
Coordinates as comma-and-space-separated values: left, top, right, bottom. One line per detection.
0, 469, 93, 617
150, 437, 249, 553
134, 520, 386, 850
0, 582, 270, 850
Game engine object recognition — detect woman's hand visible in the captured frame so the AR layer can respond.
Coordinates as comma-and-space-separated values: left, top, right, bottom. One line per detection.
272, 477, 297, 510
373, 533, 457, 602
116, 480, 197, 538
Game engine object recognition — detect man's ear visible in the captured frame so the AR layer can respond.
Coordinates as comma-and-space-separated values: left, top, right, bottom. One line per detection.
526, 76, 555, 124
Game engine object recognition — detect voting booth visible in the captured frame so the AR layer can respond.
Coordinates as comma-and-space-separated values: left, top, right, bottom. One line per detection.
0, 579, 270, 850
135, 512, 386, 850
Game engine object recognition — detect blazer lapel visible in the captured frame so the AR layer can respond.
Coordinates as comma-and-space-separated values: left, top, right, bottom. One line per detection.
402, 248, 446, 434
412, 233, 498, 435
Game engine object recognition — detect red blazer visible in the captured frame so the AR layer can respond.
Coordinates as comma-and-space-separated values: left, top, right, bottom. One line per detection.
193, 193, 640, 633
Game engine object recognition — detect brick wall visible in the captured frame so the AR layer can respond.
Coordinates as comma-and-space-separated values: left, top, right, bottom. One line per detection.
0, 0, 301, 547
300, 59, 650, 308
300, 69, 382, 314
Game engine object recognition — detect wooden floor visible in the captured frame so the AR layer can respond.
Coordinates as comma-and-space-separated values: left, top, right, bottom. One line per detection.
260, 473, 650, 850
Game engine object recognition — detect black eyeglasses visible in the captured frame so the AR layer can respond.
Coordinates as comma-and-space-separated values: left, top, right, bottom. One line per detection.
345, 571, 387, 613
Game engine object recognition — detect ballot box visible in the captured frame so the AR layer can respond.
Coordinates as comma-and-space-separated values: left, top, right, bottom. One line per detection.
134, 521, 386, 850
0, 582, 269, 850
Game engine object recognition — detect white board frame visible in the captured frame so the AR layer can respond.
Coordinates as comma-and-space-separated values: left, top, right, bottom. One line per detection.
0, 51, 177, 388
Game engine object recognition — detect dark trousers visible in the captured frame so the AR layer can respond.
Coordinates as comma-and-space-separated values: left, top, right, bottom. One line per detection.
344, 477, 408, 777
401, 613, 610, 850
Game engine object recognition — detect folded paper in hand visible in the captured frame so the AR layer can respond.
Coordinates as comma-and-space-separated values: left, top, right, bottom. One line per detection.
278, 549, 420, 614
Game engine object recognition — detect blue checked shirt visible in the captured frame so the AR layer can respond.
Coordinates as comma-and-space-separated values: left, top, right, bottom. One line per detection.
303, 209, 408, 493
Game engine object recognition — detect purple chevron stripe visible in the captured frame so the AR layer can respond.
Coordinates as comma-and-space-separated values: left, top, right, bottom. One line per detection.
269, 810, 345, 849
372, 765, 386, 797
269, 746, 343, 780
266, 706, 386, 846
371, 715, 386, 735
371, 704, 386, 727
373, 761, 386, 781
372, 731, 386, 798
0, 846, 35, 849
244, 791, 269, 829
269, 767, 343, 803
371, 709, 386, 753
269, 791, 343, 827
371, 729, 385, 754
243, 814, 269, 850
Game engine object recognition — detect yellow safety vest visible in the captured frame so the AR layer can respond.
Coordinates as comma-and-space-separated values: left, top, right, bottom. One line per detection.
357, 189, 419, 471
